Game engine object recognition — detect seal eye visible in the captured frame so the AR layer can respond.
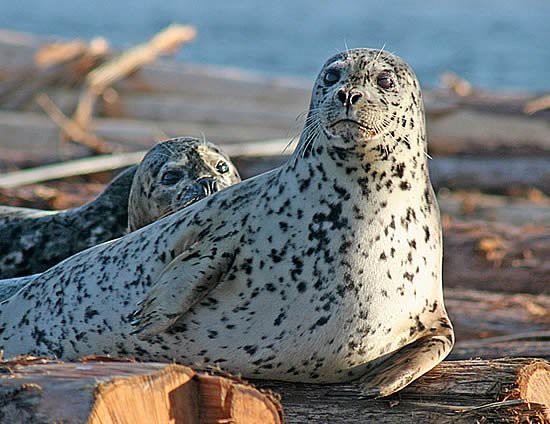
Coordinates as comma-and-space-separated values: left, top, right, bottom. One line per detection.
161, 170, 183, 185
323, 69, 340, 86
377, 73, 395, 90
215, 161, 229, 174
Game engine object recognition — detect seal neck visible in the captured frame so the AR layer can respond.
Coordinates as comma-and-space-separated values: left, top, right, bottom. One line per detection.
287, 123, 431, 188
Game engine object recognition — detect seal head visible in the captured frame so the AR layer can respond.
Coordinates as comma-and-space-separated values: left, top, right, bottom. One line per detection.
128, 137, 240, 231
0, 137, 240, 278
298, 48, 426, 160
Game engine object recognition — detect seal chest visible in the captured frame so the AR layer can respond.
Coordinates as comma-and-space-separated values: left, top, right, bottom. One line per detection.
0, 49, 453, 398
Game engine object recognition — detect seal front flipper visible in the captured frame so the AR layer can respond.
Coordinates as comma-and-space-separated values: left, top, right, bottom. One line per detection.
132, 243, 236, 340
358, 316, 454, 398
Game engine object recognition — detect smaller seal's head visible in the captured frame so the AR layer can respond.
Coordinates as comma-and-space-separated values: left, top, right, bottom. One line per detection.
128, 137, 241, 231
304, 48, 425, 158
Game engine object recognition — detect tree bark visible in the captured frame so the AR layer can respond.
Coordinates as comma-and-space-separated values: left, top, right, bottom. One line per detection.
0, 359, 282, 424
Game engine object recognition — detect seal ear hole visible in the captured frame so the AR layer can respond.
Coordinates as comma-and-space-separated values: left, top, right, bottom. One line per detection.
161, 169, 184, 185
215, 161, 230, 174
323, 69, 341, 86
377, 72, 396, 90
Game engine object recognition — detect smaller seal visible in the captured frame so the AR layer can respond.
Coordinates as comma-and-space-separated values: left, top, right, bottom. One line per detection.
127, 138, 240, 231
0, 137, 240, 279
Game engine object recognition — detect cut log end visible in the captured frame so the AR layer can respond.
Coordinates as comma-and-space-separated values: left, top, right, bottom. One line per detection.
516, 360, 550, 418
90, 365, 284, 424
89, 364, 197, 423
0, 361, 283, 424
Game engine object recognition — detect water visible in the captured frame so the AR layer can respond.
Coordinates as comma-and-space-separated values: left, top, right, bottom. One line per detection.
1, 0, 549, 90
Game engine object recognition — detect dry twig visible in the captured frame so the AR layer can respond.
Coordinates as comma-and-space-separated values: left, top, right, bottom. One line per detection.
73, 24, 196, 129
36, 93, 113, 154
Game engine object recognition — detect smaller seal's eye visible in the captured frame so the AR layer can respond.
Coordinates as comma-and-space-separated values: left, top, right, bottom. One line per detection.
161, 170, 183, 185
323, 69, 340, 86
377, 73, 395, 90
216, 161, 230, 174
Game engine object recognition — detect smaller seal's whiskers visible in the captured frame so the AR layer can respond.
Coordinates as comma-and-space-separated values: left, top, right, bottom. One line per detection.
160, 141, 180, 158
199, 131, 207, 146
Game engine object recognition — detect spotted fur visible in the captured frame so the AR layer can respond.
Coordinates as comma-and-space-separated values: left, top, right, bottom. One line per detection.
0, 137, 240, 279
0, 50, 453, 397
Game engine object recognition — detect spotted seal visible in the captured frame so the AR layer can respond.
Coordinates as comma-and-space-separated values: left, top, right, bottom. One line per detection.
0, 137, 240, 279
0, 49, 453, 397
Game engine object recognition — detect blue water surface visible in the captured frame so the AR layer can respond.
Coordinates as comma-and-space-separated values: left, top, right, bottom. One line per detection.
1, 0, 549, 90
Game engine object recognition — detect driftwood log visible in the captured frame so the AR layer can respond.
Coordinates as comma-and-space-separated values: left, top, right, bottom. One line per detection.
73, 24, 196, 131
451, 333, 550, 360
438, 190, 550, 226
445, 289, 550, 341
0, 39, 109, 111
1, 358, 548, 423
1, 117, 550, 194
443, 221, 550, 294
260, 358, 550, 423
0, 359, 283, 424
0, 140, 289, 188
1, 29, 549, 161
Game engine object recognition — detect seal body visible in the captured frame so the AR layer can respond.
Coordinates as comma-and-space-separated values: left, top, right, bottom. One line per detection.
0, 167, 136, 278
0, 137, 240, 278
0, 49, 453, 397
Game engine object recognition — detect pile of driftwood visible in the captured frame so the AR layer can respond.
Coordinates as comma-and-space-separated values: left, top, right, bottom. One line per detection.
0, 27, 549, 422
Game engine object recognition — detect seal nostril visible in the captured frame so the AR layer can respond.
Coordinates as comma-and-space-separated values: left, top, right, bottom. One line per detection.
210, 180, 218, 193
199, 178, 218, 196
350, 92, 363, 104
337, 90, 348, 105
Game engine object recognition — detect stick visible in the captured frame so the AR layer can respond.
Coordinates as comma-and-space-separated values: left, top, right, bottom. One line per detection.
0, 139, 290, 188
73, 24, 196, 129
0, 151, 144, 188
36, 93, 113, 154
524, 94, 550, 115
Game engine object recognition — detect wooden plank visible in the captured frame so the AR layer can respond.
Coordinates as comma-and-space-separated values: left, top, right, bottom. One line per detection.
24, 87, 308, 129
427, 109, 550, 155
430, 156, 550, 194
1, 358, 548, 423
15, 86, 550, 156
0, 111, 290, 159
